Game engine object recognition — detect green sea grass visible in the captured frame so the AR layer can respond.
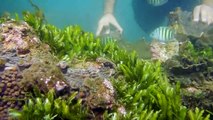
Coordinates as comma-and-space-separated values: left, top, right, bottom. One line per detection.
1, 10, 209, 120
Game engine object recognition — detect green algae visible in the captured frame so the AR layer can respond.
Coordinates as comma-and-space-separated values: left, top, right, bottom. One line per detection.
9, 89, 88, 120
2, 10, 210, 119
21, 55, 65, 94
0, 58, 6, 68
23, 11, 210, 119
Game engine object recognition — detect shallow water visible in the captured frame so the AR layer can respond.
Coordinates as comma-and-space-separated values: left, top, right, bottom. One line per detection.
118, 40, 152, 59
0, 0, 200, 58
1, 1, 213, 119
0, 0, 146, 41
0, 0, 199, 41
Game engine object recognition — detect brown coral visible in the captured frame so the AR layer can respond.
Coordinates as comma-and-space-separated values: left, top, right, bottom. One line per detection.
0, 20, 39, 54
0, 20, 71, 119
0, 69, 25, 119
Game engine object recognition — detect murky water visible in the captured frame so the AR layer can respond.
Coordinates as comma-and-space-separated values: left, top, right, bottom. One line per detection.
0, 0, 200, 58
0, 0, 199, 40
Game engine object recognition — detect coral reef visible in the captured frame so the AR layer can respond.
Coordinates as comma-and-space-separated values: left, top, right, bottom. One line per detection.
165, 8, 213, 114
151, 7, 213, 63
1, 10, 210, 119
143, 7, 213, 119
168, 7, 213, 38
0, 69, 25, 119
0, 20, 39, 53
0, 20, 70, 119
150, 40, 179, 62
0, 19, 119, 119
163, 39, 213, 113
9, 90, 88, 120
60, 57, 117, 119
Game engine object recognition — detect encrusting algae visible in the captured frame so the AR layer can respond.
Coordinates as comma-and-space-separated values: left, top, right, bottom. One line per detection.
0, 19, 121, 119
0, 20, 47, 119
0, 4, 212, 118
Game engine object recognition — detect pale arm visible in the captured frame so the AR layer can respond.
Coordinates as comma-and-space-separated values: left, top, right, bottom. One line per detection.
96, 0, 123, 36
104, 0, 115, 14
193, 0, 213, 25
202, 0, 213, 6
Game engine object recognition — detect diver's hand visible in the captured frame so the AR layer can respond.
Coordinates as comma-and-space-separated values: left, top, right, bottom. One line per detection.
96, 13, 123, 36
193, 4, 213, 25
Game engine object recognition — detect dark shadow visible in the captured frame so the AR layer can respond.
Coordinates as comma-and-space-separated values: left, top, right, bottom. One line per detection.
132, 0, 199, 35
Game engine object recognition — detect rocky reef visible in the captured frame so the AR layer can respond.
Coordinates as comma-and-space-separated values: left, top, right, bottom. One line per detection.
0, 20, 119, 119
1, 8, 212, 119
164, 40, 213, 113
0, 68, 25, 119
150, 40, 179, 62
0, 20, 41, 119
62, 58, 117, 118
169, 7, 213, 38
163, 8, 213, 114
150, 7, 213, 62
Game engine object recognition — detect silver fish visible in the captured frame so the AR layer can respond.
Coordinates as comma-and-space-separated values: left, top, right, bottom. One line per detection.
150, 26, 176, 43
147, 0, 168, 6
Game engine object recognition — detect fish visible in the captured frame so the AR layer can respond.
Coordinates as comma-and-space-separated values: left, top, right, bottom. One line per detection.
99, 26, 121, 45
147, 0, 168, 6
150, 26, 176, 43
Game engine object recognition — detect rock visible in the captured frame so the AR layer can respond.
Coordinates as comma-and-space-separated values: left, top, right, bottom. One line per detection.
0, 69, 25, 119
169, 8, 213, 38
0, 20, 70, 119
150, 40, 179, 62
0, 20, 39, 53
0, 20, 120, 119
163, 37, 213, 113
63, 59, 117, 111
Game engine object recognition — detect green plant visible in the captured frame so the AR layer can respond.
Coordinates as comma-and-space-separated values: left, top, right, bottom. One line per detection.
114, 64, 188, 120
6, 11, 210, 119
0, 12, 11, 23
103, 104, 160, 120
180, 41, 213, 63
188, 108, 210, 120
23, 11, 44, 34
9, 89, 88, 120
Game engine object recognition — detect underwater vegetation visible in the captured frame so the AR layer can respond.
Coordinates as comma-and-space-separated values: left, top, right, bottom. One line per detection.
0, 5, 211, 120
164, 39, 213, 115
163, 7, 213, 118
9, 89, 88, 120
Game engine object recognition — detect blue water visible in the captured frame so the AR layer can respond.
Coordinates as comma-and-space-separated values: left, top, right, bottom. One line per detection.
0, 0, 199, 42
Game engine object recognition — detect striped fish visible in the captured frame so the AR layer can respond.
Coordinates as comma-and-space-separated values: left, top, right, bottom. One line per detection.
100, 27, 121, 45
150, 27, 176, 43
147, 0, 168, 6
100, 36, 118, 45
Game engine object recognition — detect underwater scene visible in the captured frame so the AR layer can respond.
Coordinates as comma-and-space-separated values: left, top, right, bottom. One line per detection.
1, 0, 213, 119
